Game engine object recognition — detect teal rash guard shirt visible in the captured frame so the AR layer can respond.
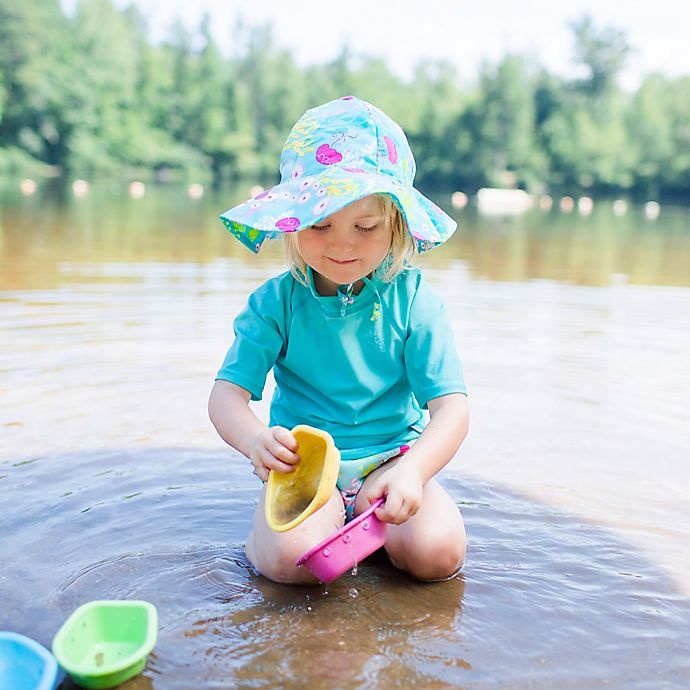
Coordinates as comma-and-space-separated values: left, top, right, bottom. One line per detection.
216, 267, 466, 459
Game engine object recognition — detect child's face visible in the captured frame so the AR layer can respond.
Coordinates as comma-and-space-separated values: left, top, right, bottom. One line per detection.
297, 196, 392, 294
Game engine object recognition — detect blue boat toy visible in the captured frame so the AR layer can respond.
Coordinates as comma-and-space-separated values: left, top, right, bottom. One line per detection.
0, 631, 59, 690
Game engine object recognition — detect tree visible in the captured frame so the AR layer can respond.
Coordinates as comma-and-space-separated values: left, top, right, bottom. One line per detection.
1, 3, 688, 201
543, 100, 633, 193
185, 16, 254, 188
570, 15, 631, 97
0, 0, 72, 169
659, 76, 690, 199
404, 60, 464, 189
541, 17, 635, 194
454, 55, 545, 191
627, 75, 674, 199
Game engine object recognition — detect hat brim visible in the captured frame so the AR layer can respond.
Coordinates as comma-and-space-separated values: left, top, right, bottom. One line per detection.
220, 167, 457, 254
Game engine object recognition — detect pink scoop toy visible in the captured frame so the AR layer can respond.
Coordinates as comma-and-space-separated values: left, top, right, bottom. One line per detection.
295, 498, 387, 583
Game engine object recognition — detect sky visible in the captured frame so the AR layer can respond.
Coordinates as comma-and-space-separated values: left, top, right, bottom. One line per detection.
64, 0, 689, 90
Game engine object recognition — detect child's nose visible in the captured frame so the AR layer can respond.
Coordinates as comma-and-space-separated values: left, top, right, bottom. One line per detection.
328, 226, 353, 249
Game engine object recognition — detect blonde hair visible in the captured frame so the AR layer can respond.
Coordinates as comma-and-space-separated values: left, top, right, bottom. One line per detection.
284, 194, 416, 285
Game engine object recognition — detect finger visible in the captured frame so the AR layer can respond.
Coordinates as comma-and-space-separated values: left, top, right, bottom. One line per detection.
258, 448, 296, 474
377, 491, 403, 523
248, 453, 270, 481
272, 426, 299, 452
270, 445, 300, 467
398, 494, 423, 523
253, 466, 270, 482
269, 432, 300, 465
395, 502, 417, 525
367, 471, 391, 497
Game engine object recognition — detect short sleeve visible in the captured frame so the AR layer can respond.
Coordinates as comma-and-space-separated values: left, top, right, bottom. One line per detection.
215, 282, 286, 401
403, 279, 466, 407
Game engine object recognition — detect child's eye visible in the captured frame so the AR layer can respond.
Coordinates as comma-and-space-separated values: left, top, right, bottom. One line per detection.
310, 224, 330, 232
357, 224, 378, 232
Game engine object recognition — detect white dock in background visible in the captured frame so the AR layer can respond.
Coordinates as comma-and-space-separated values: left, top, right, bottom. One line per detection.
476, 187, 534, 215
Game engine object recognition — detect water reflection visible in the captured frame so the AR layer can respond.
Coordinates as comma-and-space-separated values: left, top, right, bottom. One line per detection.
1, 183, 689, 289
436, 204, 690, 287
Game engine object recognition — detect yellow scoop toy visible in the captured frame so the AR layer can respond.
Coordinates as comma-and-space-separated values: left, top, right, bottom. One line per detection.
265, 425, 340, 532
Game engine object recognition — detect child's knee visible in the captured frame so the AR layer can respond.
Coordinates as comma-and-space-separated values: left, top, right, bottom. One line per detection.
418, 539, 466, 581
248, 540, 317, 584
390, 527, 466, 581
264, 555, 316, 585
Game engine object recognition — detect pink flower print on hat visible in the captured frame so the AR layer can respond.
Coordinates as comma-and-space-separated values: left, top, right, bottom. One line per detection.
275, 217, 300, 232
316, 143, 342, 165
313, 198, 330, 216
384, 136, 398, 164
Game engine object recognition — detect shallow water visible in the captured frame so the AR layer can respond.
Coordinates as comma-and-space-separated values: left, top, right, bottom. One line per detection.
1, 186, 690, 688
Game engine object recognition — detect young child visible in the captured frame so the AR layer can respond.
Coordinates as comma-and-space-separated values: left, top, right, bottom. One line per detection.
209, 96, 469, 584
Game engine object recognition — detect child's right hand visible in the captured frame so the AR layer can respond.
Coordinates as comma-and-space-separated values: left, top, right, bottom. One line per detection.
248, 426, 300, 481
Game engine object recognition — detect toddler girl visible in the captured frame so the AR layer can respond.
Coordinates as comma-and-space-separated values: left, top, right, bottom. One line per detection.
209, 96, 468, 584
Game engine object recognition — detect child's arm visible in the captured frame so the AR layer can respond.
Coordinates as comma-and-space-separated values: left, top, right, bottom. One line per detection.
208, 380, 299, 481
362, 392, 469, 524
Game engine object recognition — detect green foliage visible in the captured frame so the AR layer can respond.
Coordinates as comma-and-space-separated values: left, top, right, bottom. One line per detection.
0, 1, 688, 201
0, 0, 72, 167
660, 76, 690, 196
570, 15, 632, 97
457, 56, 546, 191
0, 144, 53, 176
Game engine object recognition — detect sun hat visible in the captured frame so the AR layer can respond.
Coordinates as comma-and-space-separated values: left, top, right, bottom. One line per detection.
220, 95, 457, 254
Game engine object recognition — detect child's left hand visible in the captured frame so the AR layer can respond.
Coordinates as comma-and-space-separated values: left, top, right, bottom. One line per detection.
362, 462, 423, 525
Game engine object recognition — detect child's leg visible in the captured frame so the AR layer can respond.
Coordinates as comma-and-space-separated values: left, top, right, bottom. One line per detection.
245, 485, 346, 584
356, 474, 466, 581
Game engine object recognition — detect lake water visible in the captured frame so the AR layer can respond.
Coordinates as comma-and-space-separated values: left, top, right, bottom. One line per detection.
1, 183, 689, 689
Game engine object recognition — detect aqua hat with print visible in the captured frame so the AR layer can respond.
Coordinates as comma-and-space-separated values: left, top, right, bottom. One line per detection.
220, 96, 457, 254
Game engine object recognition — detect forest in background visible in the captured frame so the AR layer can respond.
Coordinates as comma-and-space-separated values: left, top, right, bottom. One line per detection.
1, 0, 689, 202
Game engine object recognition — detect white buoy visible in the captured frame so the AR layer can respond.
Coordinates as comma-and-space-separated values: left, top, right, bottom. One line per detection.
72, 179, 89, 197
187, 183, 204, 199
451, 191, 468, 209
644, 201, 660, 219
612, 200, 628, 216
538, 195, 553, 211
128, 181, 146, 198
20, 179, 37, 196
559, 196, 575, 213
578, 196, 594, 215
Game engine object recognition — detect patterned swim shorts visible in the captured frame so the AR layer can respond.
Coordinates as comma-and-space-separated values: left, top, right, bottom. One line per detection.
337, 444, 411, 521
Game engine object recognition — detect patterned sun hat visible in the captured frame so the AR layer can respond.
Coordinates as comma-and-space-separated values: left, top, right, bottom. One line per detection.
220, 96, 457, 253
